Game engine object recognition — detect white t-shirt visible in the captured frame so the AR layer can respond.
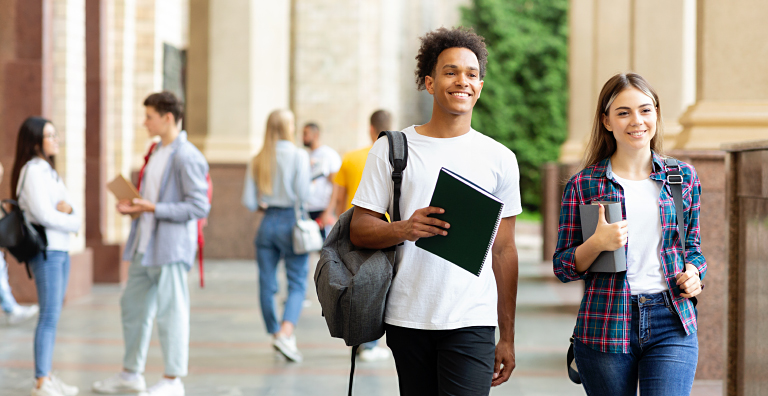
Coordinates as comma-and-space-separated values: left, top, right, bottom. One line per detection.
352, 125, 523, 330
138, 144, 174, 254
306, 145, 342, 212
613, 174, 667, 295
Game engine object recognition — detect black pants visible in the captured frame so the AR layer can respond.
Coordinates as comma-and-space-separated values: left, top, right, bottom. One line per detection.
385, 324, 496, 396
308, 210, 326, 239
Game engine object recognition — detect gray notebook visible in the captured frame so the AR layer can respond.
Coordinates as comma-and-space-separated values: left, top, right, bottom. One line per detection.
578, 202, 627, 273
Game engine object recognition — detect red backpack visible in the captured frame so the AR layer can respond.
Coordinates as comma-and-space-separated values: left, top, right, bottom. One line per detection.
137, 142, 212, 287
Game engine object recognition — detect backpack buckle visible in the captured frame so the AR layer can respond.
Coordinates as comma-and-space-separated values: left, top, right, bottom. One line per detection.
667, 174, 683, 185
391, 171, 402, 183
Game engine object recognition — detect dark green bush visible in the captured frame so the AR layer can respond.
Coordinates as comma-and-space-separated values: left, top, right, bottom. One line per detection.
462, 0, 569, 213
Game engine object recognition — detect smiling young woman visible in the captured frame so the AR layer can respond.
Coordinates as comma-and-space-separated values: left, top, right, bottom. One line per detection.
553, 73, 706, 396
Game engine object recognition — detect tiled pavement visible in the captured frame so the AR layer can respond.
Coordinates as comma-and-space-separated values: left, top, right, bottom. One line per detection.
0, 221, 722, 395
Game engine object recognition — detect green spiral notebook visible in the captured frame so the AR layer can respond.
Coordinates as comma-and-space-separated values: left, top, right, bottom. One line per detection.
415, 167, 505, 276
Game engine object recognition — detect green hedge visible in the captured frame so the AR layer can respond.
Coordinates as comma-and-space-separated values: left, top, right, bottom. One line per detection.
462, 0, 569, 213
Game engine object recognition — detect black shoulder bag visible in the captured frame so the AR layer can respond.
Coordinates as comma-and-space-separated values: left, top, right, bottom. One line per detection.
0, 169, 48, 277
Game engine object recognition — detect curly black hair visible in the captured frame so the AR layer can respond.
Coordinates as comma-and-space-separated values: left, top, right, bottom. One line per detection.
415, 27, 488, 91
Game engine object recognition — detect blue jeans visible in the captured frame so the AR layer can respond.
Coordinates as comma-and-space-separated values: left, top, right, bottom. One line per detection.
29, 250, 70, 379
0, 251, 21, 313
256, 207, 309, 334
574, 292, 698, 396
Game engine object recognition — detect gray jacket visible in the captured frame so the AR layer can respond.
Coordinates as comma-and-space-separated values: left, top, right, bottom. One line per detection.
123, 131, 211, 270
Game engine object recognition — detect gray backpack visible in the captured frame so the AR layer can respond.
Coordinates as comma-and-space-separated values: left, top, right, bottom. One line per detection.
313, 131, 407, 395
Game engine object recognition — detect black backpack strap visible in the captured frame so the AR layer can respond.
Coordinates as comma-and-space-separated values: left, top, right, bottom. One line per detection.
344, 132, 407, 394
665, 158, 698, 306
665, 158, 685, 260
348, 345, 359, 396
378, 131, 408, 223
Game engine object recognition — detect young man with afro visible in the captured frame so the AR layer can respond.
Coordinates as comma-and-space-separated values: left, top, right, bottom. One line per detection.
349, 27, 522, 394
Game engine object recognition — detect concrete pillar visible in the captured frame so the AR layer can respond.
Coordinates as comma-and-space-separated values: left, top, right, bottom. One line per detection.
186, 0, 209, 149
0, 0, 93, 302
560, 0, 697, 162
49, 0, 92, 296
103, 0, 138, 245
203, 0, 291, 164
677, 0, 768, 150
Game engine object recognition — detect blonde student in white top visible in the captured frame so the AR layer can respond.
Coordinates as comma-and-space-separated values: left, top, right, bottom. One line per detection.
10, 117, 81, 396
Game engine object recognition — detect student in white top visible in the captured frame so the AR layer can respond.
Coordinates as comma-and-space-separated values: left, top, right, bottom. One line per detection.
10, 117, 81, 396
301, 122, 341, 238
350, 27, 522, 395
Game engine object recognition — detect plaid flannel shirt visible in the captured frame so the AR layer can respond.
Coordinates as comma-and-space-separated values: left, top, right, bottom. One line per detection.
553, 152, 707, 353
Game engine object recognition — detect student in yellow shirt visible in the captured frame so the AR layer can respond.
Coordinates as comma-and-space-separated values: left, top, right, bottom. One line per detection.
325, 109, 393, 362
328, 110, 392, 217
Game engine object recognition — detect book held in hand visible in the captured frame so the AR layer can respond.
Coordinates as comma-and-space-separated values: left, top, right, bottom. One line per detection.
415, 167, 504, 276
578, 201, 627, 273
107, 175, 142, 219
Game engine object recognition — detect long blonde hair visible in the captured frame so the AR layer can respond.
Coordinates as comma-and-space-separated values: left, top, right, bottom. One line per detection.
581, 73, 665, 170
252, 109, 295, 195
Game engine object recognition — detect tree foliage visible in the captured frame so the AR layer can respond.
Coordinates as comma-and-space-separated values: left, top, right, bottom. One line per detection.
462, 0, 568, 213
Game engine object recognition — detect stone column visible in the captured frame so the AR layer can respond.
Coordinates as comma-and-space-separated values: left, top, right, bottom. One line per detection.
203, 0, 291, 164
560, 0, 697, 162
722, 140, 768, 396
186, 0, 209, 149
0, 0, 54, 303
677, 0, 768, 149
49, 0, 93, 297
1, 0, 93, 302
86, 0, 128, 283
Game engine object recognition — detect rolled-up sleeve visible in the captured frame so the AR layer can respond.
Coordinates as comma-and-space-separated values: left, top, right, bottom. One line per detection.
684, 169, 707, 280
553, 179, 588, 283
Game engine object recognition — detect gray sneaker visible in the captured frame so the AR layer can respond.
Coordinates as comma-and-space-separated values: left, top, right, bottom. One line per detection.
8, 304, 39, 325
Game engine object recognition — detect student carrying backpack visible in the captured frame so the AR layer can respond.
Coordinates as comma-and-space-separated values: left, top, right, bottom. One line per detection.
138, 141, 213, 288
314, 131, 407, 395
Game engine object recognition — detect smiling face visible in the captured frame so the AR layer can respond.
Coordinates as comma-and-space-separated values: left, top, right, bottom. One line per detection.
602, 87, 658, 155
424, 47, 484, 117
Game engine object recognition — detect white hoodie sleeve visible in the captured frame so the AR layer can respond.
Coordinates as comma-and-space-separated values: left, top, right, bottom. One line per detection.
19, 163, 81, 233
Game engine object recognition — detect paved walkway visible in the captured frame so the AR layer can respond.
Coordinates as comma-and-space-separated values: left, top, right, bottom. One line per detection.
0, 221, 722, 395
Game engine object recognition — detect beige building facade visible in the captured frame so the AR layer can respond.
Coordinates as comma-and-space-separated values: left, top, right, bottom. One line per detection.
562, 0, 767, 162
1, 0, 474, 279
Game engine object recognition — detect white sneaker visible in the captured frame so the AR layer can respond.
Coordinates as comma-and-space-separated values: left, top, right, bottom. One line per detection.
31, 378, 64, 396
358, 346, 391, 362
273, 334, 303, 363
138, 378, 184, 396
50, 374, 79, 396
8, 304, 39, 325
92, 372, 146, 394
